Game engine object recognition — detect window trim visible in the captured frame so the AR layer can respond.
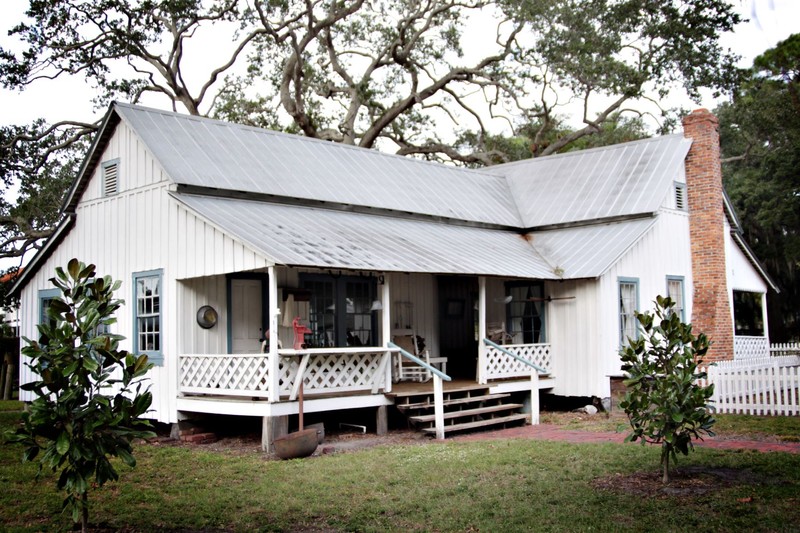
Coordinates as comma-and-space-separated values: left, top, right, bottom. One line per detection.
618, 277, 640, 346
666, 275, 686, 322
102, 158, 120, 197
504, 280, 546, 344
300, 273, 377, 348
133, 269, 164, 365
38, 288, 61, 331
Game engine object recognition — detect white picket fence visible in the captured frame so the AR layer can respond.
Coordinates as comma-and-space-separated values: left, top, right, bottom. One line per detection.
699, 355, 800, 415
771, 342, 800, 357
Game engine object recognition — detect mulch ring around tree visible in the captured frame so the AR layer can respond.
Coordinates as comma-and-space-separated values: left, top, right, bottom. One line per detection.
592, 466, 783, 498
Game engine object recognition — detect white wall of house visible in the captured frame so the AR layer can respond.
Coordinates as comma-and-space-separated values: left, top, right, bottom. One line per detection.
592, 208, 694, 398
724, 222, 770, 340
18, 121, 270, 423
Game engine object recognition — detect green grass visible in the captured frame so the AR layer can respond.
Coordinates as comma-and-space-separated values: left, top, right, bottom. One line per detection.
541, 409, 800, 441
1, 406, 799, 532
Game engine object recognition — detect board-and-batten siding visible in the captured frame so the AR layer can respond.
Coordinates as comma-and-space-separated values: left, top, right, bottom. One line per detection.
595, 209, 693, 396
19, 123, 270, 423
725, 223, 767, 294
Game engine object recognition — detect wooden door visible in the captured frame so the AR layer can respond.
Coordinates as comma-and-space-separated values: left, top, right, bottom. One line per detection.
231, 279, 263, 353
437, 276, 478, 379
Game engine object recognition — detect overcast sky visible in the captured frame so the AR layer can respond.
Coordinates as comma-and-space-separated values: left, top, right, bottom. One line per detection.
0, 0, 797, 128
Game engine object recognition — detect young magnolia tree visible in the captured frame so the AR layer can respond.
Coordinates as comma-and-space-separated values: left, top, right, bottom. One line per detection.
6, 259, 154, 532
619, 296, 716, 484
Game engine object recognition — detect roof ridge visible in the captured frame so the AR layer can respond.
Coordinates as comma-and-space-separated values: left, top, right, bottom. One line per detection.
112, 101, 505, 181
486, 133, 688, 172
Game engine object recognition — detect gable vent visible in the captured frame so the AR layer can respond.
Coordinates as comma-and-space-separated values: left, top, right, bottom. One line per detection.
102, 161, 118, 196
674, 182, 686, 210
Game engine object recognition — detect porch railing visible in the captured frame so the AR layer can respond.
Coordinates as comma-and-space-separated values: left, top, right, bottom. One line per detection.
179, 347, 392, 399
484, 342, 552, 380
734, 336, 770, 359
483, 339, 546, 424
388, 341, 452, 440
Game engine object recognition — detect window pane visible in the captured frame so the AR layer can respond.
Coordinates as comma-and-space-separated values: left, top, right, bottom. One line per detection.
135, 273, 161, 354
619, 282, 637, 344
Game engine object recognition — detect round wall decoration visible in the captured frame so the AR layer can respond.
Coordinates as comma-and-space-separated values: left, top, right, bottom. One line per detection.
196, 305, 218, 329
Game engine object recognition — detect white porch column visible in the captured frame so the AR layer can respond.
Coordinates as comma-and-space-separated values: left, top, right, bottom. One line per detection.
478, 276, 487, 384
268, 265, 280, 402
433, 374, 445, 440
761, 292, 770, 345
381, 275, 392, 392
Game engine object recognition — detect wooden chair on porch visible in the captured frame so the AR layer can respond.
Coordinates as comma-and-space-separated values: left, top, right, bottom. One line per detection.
392, 329, 432, 382
487, 322, 514, 345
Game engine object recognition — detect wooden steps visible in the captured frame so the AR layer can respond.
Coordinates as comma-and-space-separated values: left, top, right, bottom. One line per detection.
393, 386, 527, 437
409, 403, 524, 423
397, 393, 511, 412
420, 414, 529, 434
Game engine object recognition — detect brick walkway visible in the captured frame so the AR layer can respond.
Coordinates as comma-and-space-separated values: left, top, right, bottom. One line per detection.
453, 424, 800, 454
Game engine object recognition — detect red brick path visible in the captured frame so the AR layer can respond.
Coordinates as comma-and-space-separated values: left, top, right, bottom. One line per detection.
453, 424, 800, 454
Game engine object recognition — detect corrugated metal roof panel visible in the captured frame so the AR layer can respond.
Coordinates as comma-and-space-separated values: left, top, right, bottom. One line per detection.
489, 135, 691, 228
115, 103, 522, 227
172, 194, 557, 278
528, 218, 657, 279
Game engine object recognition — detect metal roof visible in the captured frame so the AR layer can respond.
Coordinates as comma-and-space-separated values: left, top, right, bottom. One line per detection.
173, 193, 654, 280
114, 103, 522, 227
487, 135, 692, 228
527, 217, 657, 279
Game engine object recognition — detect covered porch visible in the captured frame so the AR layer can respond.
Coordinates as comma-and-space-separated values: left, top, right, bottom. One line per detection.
175, 266, 555, 448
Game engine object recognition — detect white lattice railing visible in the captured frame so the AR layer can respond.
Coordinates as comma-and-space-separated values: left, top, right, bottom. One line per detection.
179, 348, 392, 400
180, 354, 271, 397
484, 343, 552, 380
734, 336, 770, 359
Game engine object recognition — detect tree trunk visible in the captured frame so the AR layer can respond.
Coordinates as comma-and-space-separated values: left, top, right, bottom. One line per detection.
81, 492, 88, 533
662, 450, 670, 484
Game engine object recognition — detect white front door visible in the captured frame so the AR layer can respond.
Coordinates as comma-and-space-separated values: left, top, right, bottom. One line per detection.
231, 279, 263, 353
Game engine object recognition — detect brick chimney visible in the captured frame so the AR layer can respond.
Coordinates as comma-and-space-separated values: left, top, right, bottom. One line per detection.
682, 109, 733, 362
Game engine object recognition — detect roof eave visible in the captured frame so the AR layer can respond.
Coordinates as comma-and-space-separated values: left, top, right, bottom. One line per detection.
9, 215, 77, 297
61, 104, 121, 214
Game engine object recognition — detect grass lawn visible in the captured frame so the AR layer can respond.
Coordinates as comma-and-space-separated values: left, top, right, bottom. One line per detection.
1, 406, 799, 532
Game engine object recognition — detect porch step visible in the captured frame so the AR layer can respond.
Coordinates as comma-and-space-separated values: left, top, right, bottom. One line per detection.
392, 385, 528, 438
397, 393, 511, 412
420, 414, 529, 435
409, 403, 524, 424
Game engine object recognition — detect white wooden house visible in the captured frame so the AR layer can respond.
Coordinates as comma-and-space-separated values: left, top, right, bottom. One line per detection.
12, 104, 776, 446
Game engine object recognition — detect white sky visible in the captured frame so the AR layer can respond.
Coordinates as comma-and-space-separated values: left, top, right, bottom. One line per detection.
0, 0, 798, 128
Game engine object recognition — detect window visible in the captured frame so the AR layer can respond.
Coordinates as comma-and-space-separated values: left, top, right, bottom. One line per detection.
666, 276, 685, 321
38, 288, 61, 333
619, 278, 639, 345
733, 291, 765, 336
301, 274, 376, 348
505, 282, 546, 344
674, 182, 687, 210
133, 270, 163, 364
102, 159, 119, 196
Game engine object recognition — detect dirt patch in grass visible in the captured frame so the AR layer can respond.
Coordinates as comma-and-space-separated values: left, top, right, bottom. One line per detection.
592, 466, 772, 498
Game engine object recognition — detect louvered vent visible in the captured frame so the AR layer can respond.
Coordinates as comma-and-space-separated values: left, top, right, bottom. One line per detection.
674, 182, 686, 210
103, 161, 118, 196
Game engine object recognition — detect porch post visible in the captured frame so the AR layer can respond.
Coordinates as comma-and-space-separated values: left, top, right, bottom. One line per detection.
381, 275, 393, 391
530, 369, 540, 425
268, 265, 280, 402
761, 292, 770, 347
433, 374, 445, 440
478, 276, 487, 384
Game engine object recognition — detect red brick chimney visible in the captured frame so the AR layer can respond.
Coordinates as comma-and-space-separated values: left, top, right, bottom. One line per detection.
682, 109, 733, 362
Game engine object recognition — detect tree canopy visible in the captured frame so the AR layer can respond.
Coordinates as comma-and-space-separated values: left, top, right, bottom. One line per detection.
0, 0, 742, 263
717, 33, 800, 341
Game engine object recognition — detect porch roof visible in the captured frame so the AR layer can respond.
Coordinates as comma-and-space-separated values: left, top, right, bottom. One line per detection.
174, 193, 655, 279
